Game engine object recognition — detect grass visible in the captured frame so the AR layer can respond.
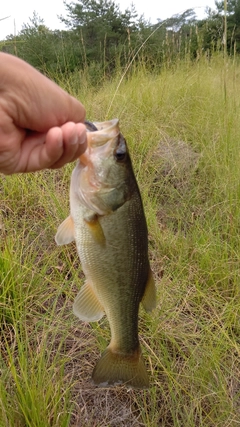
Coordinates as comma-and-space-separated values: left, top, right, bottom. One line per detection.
1, 54, 240, 426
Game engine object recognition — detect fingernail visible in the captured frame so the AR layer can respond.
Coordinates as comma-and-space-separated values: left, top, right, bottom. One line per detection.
71, 127, 86, 145
71, 133, 78, 145
77, 129, 87, 145
57, 132, 63, 148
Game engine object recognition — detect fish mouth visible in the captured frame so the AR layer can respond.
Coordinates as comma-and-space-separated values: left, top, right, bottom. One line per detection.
76, 118, 123, 215
90, 118, 119, 133
80, 119, 120, 166
87, 118, 119, 147
84, 121, 98, 132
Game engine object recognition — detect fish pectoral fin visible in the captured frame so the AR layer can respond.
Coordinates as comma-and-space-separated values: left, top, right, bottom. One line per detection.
73, 282, 105, 322
55, 215, 75, 245
92, 345, 149, 389
141, 268, 157, 313
84, 215, 106, 245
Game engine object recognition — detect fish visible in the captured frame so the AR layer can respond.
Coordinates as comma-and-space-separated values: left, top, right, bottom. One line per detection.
55, 118, 156, 388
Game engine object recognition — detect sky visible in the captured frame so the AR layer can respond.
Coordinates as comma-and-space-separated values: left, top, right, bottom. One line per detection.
0, 0, 217, 40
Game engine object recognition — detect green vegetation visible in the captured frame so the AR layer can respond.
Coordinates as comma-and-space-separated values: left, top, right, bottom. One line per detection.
2, 0, 240, 80
1, 1, 240, 425
1, 53, 239, 425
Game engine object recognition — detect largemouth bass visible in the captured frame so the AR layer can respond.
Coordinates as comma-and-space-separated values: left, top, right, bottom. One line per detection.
55, 119, 156, 388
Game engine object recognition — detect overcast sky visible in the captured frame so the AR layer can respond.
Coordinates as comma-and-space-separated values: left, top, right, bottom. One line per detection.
0, 0, 217, 40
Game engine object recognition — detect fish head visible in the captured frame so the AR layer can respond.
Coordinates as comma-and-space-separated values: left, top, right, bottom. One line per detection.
71, 119, 135, 215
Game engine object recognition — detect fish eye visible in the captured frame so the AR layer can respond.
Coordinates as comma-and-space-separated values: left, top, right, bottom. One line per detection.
114, 149, 126, 162
114, 135, 127, 162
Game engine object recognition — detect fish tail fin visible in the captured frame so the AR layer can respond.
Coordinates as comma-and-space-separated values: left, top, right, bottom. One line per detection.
92, 345, 149, 389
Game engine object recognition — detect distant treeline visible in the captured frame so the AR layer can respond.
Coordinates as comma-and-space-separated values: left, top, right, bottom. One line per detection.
1, 0, 240, 82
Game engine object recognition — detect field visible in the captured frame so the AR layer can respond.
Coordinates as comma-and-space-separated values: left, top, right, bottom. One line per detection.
0, 55, 240, 426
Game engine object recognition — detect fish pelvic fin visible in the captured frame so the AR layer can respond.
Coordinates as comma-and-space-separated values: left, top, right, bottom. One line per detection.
84, 215, 106, 245
73, 282, 105, 322
92, 345, 149, 389
141, 268, 157, 313
55, 216, 75, 245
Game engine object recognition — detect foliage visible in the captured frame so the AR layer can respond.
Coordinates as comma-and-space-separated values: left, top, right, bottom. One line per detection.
2, 0, 240, 78
60, 0, 140, 72
197, 0, 240, 54
1, 12, 85, 75
0, 55, 240, 426
217, 0, 240, 52
0, 0, 227, 79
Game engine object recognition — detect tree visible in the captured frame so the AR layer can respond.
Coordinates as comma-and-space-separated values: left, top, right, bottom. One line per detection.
215, 0, 240, 52
197, 0, 240, 54
2, 12, 83, 74
60, 0, 139, 69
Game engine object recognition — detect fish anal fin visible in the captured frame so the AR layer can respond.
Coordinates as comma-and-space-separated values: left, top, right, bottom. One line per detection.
55, 215, 75, 245
84, 215, 105, 245
73, 282, 105, 322
141, 268, 156, 313
92, 345, 149, 389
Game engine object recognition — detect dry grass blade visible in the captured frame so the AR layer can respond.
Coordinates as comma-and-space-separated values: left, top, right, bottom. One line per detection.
1, 54, 240, 426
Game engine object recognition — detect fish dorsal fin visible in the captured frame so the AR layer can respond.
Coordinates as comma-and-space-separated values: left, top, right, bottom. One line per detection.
84, 215, 106, 245
141, 269, 156, 313
73, 282, 105, 322
55, 216, 75, 245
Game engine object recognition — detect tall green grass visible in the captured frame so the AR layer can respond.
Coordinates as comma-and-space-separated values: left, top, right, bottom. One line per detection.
1, 55, 240, 426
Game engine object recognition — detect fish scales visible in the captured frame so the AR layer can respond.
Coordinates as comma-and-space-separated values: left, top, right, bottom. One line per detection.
75, 194, 149, 352
55, 118, 156, 388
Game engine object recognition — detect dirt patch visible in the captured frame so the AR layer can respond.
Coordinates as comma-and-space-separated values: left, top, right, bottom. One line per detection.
156, 137, 200, 179
149, 136, 201, 233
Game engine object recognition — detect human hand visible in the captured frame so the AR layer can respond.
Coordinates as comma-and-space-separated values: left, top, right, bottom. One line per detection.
0, 53, 87, 175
